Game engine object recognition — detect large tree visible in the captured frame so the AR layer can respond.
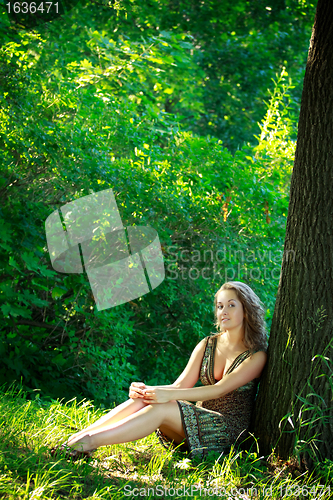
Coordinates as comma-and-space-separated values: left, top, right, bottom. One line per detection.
253, 0, 333, 465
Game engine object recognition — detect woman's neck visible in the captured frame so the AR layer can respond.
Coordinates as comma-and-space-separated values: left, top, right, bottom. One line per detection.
218, 329, 246, 350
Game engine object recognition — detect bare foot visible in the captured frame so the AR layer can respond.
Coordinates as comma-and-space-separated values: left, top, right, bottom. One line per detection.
67, 433, 93, 452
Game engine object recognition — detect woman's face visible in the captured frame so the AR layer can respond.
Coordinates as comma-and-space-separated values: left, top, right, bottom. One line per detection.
216, 289, 244, 333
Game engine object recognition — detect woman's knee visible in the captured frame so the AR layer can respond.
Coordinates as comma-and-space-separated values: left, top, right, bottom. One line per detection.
150, 402, 182, 426
130, 398, 149, 410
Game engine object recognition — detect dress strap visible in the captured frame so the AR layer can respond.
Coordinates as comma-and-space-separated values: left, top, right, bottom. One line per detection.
199, 335, 217, 386
225, 350, 251, 375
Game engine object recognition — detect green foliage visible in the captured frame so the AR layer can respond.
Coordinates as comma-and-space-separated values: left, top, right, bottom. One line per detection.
111, 0, 315, 149
0, 0, 311, 404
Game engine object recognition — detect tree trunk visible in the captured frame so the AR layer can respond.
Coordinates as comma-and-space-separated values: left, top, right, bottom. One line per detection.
253, 0, 333, 465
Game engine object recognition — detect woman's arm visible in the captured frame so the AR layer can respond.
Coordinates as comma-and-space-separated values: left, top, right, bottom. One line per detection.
129, 381, 176, 399
143, 350, 267, 404
129, 337, 207, 399
170, 337, 207, 388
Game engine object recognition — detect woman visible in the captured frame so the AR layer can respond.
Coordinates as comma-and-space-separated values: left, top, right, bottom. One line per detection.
55, 281, 267, 460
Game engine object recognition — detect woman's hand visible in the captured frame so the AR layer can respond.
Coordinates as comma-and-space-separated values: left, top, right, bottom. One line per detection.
143, 387, 170, 404
129, 382, 146, 399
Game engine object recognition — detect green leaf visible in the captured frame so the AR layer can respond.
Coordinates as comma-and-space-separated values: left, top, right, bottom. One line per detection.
21, 252, 40, 272
52, 287, 67, 299
9, 256, 21, 272
1, 303, 32, 318
52, 353, 66, 366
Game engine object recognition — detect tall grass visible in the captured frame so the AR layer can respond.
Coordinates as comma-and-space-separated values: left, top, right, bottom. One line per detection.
0, 384, 331, 499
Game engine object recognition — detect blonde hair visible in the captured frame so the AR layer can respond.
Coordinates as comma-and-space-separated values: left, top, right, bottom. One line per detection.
213, 281, 267, 351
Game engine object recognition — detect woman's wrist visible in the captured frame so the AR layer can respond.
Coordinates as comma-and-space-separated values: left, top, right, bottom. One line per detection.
162, 387, 177, 401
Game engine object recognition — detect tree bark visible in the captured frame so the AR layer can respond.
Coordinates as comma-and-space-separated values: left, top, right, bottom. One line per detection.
253, 0, 333, 464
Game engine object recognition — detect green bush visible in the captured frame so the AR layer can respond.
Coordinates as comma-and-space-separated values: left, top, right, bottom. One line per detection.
0, 19, 295, 405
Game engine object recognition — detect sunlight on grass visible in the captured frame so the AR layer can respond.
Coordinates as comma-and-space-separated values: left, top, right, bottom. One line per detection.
0, 384, 331, 499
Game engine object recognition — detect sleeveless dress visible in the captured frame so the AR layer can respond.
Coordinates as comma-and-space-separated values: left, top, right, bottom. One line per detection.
156, 335, 260, 459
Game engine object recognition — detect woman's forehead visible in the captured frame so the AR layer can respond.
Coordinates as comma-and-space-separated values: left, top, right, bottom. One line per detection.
216, 289, 239, 302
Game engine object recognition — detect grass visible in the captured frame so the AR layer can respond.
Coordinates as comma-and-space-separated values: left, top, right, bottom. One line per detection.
0, 385, 332, 499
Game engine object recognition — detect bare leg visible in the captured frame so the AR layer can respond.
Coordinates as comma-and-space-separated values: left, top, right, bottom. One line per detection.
68, 399, 147, 443
158, 424, 185, 444
68, 401, 184, 452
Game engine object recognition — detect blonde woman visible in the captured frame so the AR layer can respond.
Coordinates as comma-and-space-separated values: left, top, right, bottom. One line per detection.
53, 281, 267, 460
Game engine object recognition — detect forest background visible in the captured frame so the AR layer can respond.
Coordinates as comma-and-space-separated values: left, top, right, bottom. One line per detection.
0, 0, 317, 407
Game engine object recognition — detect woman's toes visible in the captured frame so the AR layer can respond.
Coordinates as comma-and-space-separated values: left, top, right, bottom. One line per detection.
71, 434, 92, 452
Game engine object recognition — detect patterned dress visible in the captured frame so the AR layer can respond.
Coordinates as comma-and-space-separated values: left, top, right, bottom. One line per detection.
156, 335, 260, 459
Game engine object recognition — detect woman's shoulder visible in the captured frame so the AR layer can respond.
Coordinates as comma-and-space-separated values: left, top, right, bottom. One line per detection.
248, 350, 267, 372
196, 333, 218, 343
194, 334, 217, 353
251, 347, 268, 355
206, 332, 221, 341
